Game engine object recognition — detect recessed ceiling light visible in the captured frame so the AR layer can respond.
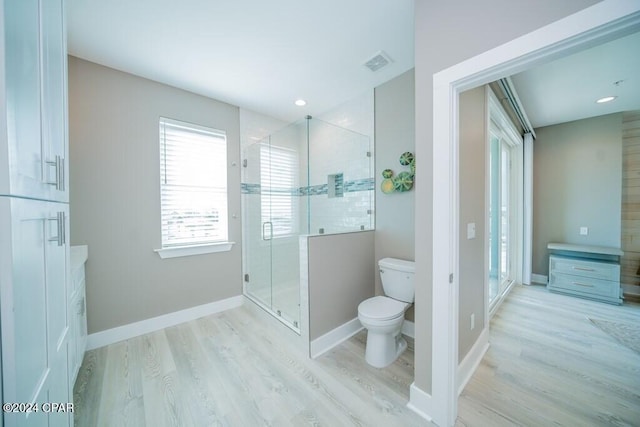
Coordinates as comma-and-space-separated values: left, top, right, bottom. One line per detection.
295, 99, 306, 106
596, 96, 617, 104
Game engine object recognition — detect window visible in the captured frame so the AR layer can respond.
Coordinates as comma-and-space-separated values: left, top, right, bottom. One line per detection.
260, 144, 298, 238
159, 118, 228, 250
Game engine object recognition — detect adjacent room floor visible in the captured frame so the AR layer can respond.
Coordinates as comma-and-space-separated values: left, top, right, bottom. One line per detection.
74, 283, 640, 426
457, 284, 640, 426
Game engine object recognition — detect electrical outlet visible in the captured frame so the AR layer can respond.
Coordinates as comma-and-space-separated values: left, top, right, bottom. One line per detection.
467, 223, 476, 239
580, 226, 589, 236
470, 313, 475, 330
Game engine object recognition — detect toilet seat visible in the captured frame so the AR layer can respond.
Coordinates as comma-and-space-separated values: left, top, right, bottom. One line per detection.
358, 296, 408, 321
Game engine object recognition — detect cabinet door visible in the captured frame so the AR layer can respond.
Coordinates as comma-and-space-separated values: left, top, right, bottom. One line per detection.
45, 202, 71, 427
41, 0, 68, 203
0, 198, 70, 426
2, 0, 68, 202
3, 0, 43, 198
68, 276, 87, 388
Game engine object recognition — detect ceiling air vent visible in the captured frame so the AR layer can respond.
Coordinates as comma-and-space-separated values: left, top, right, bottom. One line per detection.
364, 51, 393, 72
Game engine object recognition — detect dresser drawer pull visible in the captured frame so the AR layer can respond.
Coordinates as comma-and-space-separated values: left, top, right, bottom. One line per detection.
572, 281, 594, 288
572, 266, 595, 272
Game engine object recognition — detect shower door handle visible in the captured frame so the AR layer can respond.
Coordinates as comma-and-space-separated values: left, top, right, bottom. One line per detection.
262, 221, 273, 241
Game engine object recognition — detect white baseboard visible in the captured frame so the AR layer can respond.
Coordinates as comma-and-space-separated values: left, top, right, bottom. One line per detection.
402, 319, 415, 338
531, 273, 548, 285
87, 295, 244, 350
407, 382, 433, 422
622, 284, 640, 297
310, 318, 363, 359
457, 327, 489, 395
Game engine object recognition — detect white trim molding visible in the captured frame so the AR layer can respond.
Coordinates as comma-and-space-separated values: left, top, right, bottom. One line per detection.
531, 274, 548, 285
408, 383, 433, 423
155, 241, 235, 259
87, 295, 243, 350
457, 328, 490, 395
402, 319, 415, 339
622, 284, 640, 298
310, 318, 363, 359
309, 318, 415, 359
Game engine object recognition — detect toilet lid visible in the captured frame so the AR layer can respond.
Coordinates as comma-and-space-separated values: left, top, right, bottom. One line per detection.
358, 296, 408, 321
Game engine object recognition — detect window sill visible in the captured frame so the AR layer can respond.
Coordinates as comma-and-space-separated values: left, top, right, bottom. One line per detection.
155, 242, 235, 259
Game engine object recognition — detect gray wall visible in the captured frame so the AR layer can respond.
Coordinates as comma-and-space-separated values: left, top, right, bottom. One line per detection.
68, 57, 242, 334
307, 231, 375, 340
533, 113, 622, 276
458, 87, 486, 362
414, 0, 600, 393
374, 69, 415, 321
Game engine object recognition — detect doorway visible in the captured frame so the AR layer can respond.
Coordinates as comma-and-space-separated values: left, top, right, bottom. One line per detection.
426, 4, 640, 426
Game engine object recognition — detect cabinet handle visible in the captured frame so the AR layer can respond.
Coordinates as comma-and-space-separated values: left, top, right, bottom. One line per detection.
48, 211, 66, 246
262, 221, 273, 241
59, 156, 65, 192
45, 155, 65, 191
572, 281, 594, 288
572, 266, 595, 272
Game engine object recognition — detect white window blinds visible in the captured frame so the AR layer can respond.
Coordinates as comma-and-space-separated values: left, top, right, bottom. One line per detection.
159, 118, 228, 248
261, 144, 298, 238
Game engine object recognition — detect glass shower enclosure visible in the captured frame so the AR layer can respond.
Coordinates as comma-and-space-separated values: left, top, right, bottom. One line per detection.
241, 116, 373, 332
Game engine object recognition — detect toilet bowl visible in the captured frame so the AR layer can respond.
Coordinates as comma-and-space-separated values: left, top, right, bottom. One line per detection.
358, 258, 415, 368
358, 296, 410, 367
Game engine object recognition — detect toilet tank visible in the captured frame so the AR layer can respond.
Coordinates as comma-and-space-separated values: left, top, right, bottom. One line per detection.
379, 258, 415, 303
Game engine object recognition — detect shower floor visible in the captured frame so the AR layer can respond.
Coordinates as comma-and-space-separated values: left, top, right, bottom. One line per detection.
246, 280, 300, 326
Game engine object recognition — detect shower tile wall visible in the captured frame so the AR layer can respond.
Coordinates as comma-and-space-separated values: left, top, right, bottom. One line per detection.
306, 90, 375, 234
306, 122, 373, 234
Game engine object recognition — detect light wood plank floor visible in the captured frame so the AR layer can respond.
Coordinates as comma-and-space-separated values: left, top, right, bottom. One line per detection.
75, 284, 640, 426
457, 284, 640, 427
73, 305, 427, 426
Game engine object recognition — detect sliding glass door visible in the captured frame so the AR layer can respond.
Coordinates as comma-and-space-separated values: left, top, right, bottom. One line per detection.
489, 133, 514, 307
488, 90, 523, 312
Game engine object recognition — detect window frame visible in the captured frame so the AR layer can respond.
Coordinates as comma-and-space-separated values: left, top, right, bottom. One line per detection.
155, 117, 234, 259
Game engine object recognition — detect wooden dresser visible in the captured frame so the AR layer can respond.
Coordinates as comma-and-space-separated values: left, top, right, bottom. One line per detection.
547, 243, 623, 305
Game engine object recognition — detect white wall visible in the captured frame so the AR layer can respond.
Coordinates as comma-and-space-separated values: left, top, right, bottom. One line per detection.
69, 57, 242, 334
533, 113, 622, 275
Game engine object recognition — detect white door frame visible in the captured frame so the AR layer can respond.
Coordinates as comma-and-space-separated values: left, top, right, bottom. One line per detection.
429, 1, 640, 425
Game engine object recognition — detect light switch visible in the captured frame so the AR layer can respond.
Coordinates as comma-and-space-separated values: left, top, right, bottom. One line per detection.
580, 226, 589, 236
467, 223, 476, 239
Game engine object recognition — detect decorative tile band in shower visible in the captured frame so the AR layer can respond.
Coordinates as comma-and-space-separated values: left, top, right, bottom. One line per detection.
300, 184, 328, 196
241, 178, 374, 196
345, 178, 375, 193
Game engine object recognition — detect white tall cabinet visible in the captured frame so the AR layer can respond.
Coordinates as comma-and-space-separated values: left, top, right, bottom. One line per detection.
1, 0, 72, 426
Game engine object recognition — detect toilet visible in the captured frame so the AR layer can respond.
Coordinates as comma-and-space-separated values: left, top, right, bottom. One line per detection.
358, 257, 415, 368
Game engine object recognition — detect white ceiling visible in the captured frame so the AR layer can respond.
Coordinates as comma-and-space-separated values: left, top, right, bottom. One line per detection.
511, 31, 640, 128
67, 0, 415, 123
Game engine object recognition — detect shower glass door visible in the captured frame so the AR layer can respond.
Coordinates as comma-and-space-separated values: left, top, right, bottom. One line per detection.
242, 123, 302, 331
